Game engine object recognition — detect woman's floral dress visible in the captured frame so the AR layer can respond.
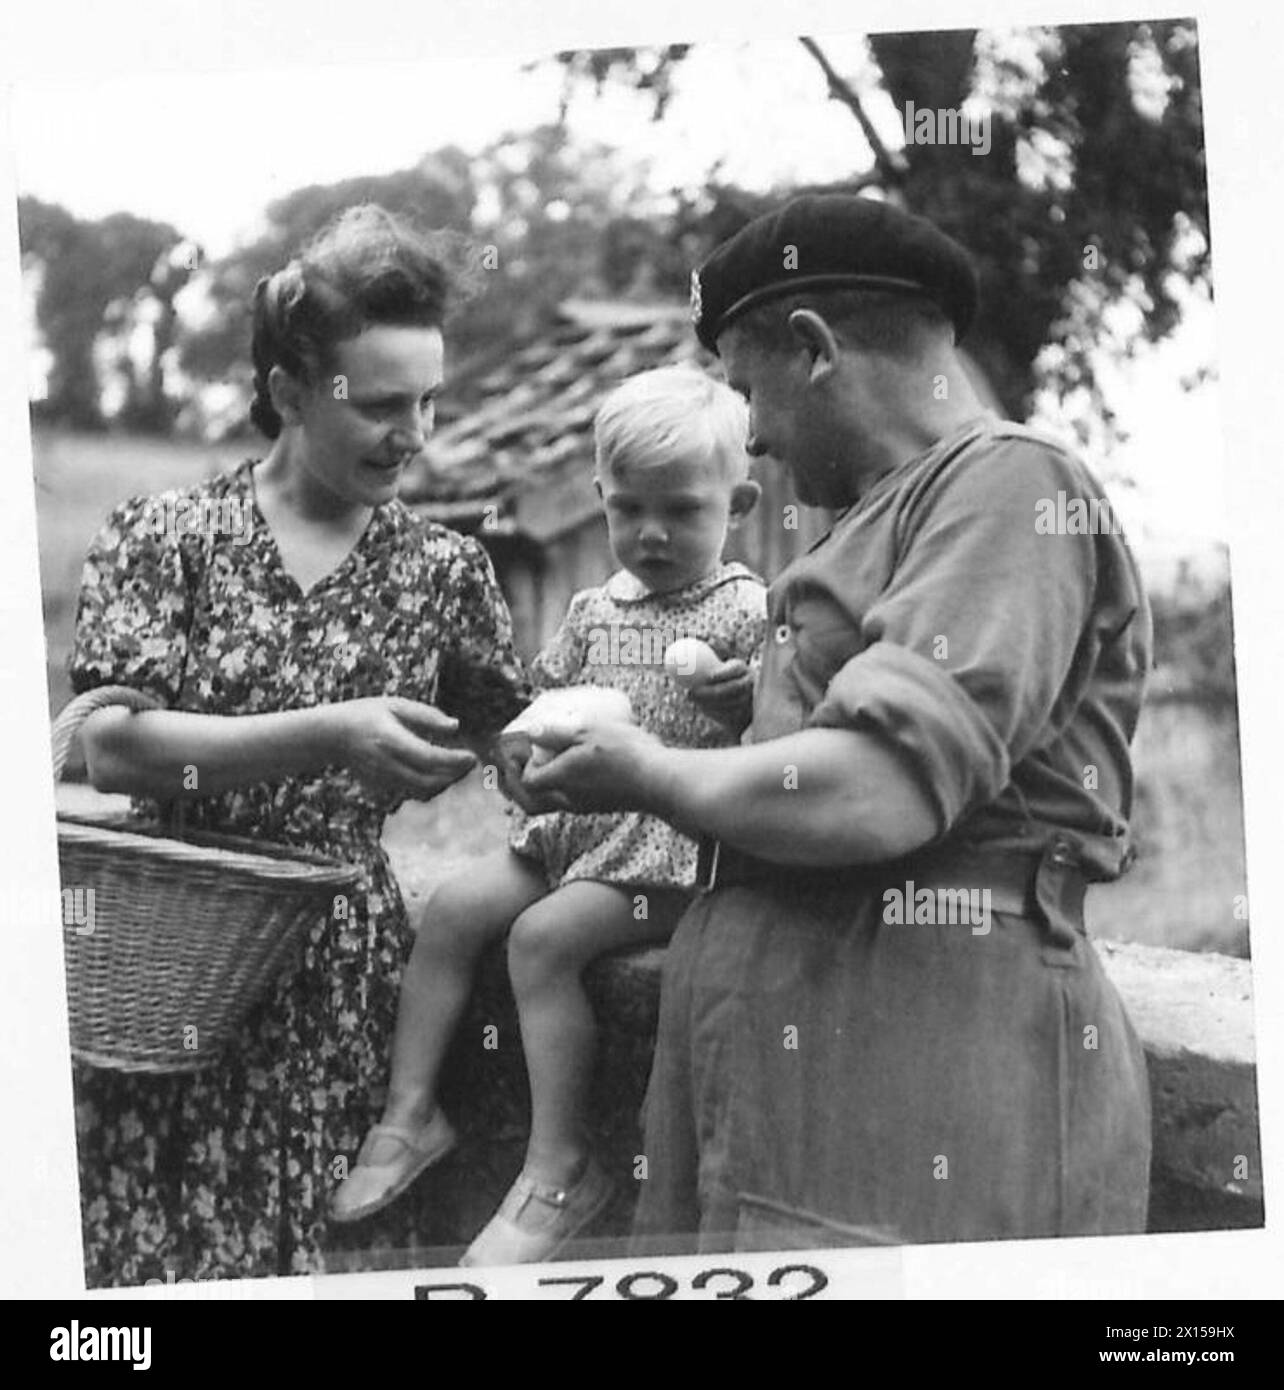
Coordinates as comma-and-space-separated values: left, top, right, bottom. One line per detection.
68, 459, 527, 1288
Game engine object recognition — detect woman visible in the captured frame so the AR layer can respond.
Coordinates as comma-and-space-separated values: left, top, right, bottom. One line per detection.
68, 205, 527, 1286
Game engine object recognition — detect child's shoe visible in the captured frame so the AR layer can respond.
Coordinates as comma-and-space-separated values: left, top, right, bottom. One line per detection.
459, 1155, 615, 1266
330, 1111, 458, 1224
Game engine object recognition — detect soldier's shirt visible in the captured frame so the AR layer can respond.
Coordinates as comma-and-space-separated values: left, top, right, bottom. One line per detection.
630, 411, 1154, 1249
749, 412, 1152, 880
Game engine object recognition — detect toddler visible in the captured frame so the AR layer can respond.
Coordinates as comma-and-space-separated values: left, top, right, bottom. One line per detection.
332, 365, 767, 1265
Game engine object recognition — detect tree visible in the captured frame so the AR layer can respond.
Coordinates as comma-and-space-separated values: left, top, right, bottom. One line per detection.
178, 149, 478, 408
459, 123, 674, 344
178, 127, 674, 433
548, 21, 1210, 435
20, 199, 185, 430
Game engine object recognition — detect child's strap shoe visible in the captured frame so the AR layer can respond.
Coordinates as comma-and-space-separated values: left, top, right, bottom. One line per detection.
459, 1156, 614, 1266
330, 1112, 458, 1224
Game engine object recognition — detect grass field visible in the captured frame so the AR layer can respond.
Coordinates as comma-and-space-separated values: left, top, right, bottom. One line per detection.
33, 427, 1250, 957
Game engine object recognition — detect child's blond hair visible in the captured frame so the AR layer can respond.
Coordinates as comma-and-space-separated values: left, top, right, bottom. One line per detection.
594, 365, 749, 484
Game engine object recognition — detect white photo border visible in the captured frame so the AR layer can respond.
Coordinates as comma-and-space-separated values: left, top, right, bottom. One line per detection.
1, 0, 1280, 1301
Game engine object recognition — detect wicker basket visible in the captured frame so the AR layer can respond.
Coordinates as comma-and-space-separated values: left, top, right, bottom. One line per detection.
53, 685, 359, 1074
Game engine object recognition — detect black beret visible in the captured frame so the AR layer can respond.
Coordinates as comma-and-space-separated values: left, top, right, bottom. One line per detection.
690, 194, 979, 351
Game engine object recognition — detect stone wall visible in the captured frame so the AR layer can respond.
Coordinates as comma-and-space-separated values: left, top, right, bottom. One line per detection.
1095, 939, 1262, 1231
391, 905, 1262, 1260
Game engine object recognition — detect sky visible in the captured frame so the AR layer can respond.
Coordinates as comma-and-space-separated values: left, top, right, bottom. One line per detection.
11, 38, 879, 256
10, 32, 1229, 548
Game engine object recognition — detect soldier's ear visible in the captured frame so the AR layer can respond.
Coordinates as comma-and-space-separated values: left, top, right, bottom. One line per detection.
726, 479, 761, 528
786, 309, 841, 385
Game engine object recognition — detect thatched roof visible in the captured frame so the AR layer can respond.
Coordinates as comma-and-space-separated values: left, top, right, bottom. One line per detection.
401, 299, 706, 542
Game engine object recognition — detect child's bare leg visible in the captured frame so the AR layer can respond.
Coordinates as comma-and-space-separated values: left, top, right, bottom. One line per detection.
507, 882, 689, 1186
382, 850, 547, 1131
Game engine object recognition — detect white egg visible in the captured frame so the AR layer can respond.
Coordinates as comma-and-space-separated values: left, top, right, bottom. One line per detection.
664, 638, 721, 689
500, 686, 634, 764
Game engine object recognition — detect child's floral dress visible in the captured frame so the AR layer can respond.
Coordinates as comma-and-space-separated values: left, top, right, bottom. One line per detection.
509, 562, 768, 889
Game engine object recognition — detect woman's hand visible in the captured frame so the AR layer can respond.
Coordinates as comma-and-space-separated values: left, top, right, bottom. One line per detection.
688, 658, 755, 735
333, 697, 477, 800
486, 734, 566, 816
521, 717, 666, 814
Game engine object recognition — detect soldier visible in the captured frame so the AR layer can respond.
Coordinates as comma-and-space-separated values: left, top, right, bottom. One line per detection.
525, 193, 1154, 1254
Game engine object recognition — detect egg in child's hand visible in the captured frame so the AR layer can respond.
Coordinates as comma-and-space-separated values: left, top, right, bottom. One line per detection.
664, 638, 721, 690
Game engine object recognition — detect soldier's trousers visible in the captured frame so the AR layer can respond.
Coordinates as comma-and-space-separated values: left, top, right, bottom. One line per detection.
631, 875, 1152, 1253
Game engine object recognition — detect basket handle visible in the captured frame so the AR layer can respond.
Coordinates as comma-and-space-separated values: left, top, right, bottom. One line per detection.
51, 685, 166, 783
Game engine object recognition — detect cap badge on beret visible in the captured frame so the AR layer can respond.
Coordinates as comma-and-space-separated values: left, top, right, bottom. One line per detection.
689, 268, 703, 328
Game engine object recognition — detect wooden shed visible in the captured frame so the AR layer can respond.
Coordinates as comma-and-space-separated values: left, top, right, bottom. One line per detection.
399, 298, 834, 659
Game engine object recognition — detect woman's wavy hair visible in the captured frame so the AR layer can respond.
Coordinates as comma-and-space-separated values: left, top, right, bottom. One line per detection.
249, 204, 474, 439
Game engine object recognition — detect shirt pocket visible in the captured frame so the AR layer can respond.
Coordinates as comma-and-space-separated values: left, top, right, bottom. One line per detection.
784, 591, 867, 691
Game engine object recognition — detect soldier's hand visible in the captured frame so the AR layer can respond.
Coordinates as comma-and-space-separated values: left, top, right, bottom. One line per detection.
488, 735, 564, 815
522, 717, 663, 813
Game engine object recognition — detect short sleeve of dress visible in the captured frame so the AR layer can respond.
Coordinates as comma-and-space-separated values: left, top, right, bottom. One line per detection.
68, 495, 195, 707
433, 535, 531, 739
726, 577, 769, 667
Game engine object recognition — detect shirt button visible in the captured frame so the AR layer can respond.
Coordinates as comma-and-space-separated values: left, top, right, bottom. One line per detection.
775, 624, 792, 645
